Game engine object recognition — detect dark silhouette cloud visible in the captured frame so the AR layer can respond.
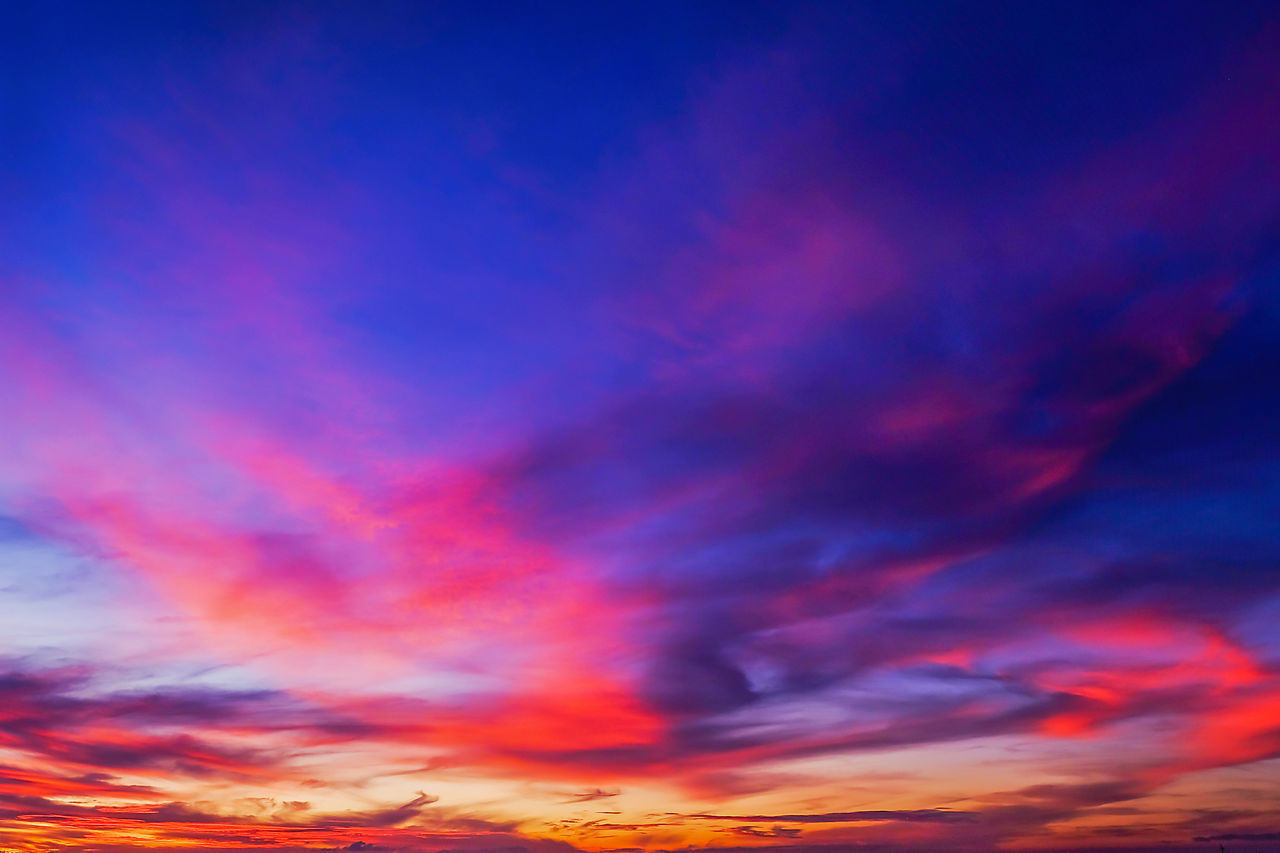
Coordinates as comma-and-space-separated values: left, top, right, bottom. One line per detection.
687, 810, 977, 824
562, 788, 621, 804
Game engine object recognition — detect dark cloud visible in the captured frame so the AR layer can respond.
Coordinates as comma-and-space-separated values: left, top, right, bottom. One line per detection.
688, 810, 976, 824
732, 825, 802, 838
356, 791, 440, 828
644, 634, 757, 716
0, 660, 363, 782
562, 788, 620, 804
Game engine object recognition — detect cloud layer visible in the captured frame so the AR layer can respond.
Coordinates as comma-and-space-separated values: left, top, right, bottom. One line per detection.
2, 2, 1280, 851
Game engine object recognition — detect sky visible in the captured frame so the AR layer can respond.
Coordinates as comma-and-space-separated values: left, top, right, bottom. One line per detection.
2, 1, 1280, 851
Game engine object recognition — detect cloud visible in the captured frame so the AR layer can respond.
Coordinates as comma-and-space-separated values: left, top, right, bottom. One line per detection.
731, 826, 802, 838
356, 791, 440, 828
562, 788, 621, 804
2, 5, 1280, 853
686, 810, 976, 824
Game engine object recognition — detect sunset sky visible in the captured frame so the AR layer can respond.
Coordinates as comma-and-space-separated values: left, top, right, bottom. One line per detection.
3, 2, 1280, 851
